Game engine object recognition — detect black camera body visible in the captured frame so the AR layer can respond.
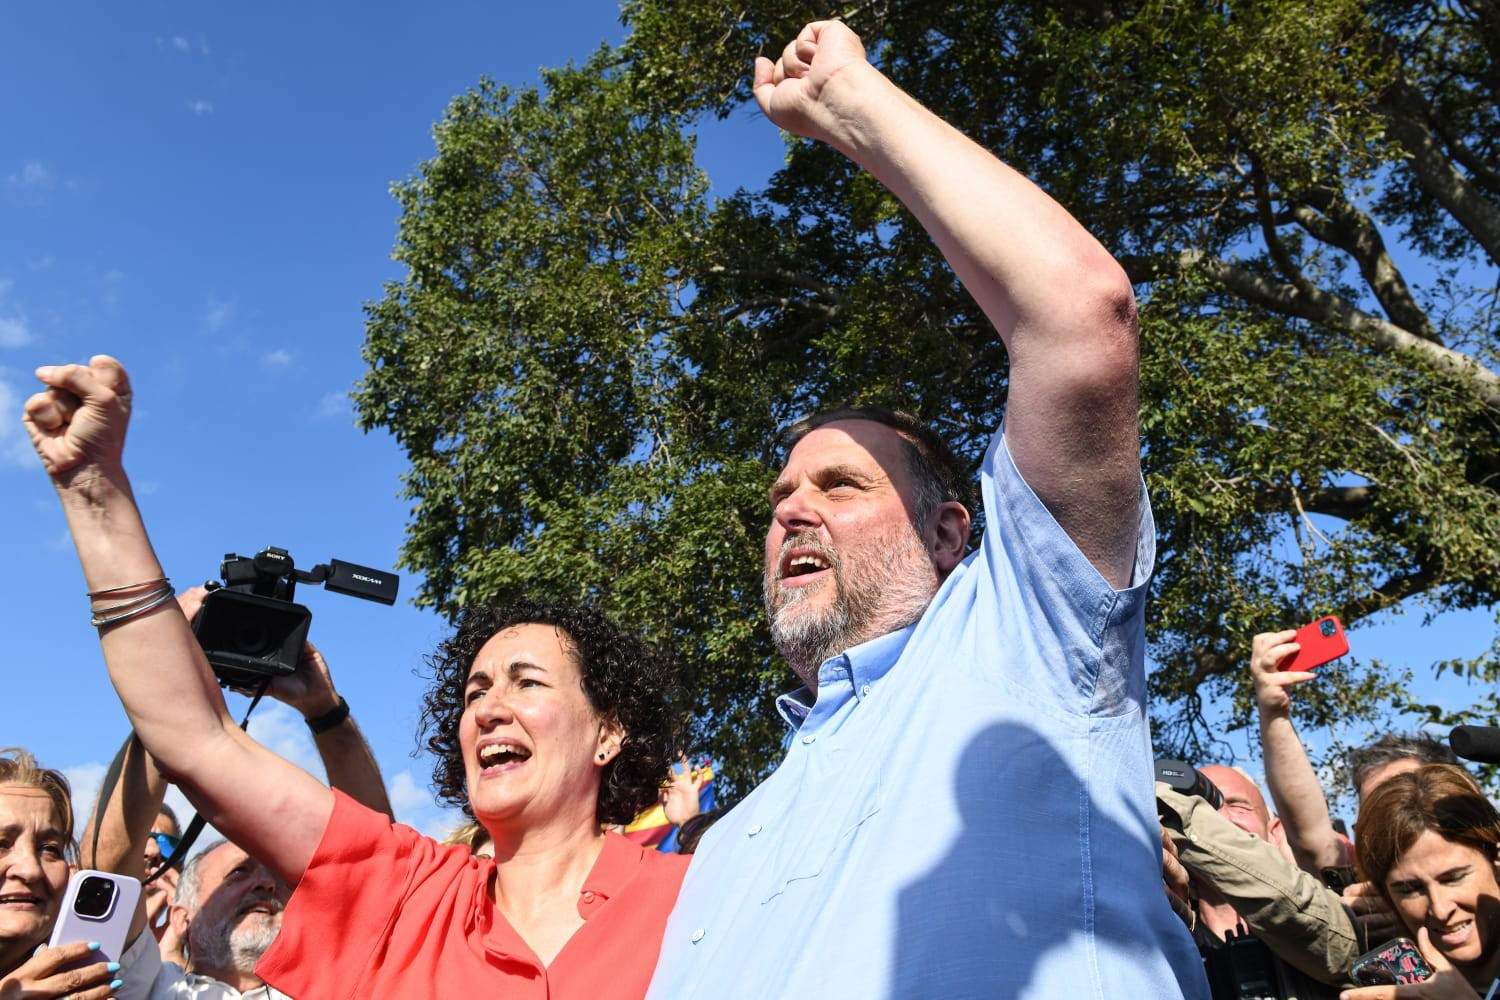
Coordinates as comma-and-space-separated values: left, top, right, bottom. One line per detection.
192, 546, 398, 688
1155, 758, 1225, 811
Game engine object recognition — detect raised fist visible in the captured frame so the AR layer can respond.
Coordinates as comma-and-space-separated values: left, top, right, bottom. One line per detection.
22, 355, 132, 484
752, 20, 872, 145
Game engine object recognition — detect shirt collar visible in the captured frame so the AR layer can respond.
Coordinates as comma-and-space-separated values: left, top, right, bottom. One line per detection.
773, 624, 916, 731
576, 831, 645, 919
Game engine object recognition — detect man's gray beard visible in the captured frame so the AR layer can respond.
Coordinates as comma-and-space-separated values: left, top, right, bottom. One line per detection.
189, 910, 281, 976
765, 522, 938, 684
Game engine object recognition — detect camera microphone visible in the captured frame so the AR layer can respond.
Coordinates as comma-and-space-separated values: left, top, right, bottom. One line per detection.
1449, 725, 1500, 765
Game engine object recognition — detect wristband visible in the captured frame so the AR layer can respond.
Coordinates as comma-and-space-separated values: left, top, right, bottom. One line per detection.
305, 695, 350, 735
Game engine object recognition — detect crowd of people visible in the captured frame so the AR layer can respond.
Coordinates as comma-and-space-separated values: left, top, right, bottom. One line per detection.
4, 19, 1497, 1000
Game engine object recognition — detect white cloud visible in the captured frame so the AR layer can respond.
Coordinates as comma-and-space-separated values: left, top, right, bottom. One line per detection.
171, 35, 191, 52
186, 99, 214, 117
204, 297, 233, 333
388, 769, 464, 838
245, 702, 325, 781
61, 762, 108, 838
8, 161, 54, 192
0, 318, 29, 348
261, 348, 293, 367
0, 370, 41, 466
315, 391, 350, 420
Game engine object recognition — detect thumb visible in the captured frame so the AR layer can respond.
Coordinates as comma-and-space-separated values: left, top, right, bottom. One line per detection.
88, 354, 131, 396
1414, 925, 1452, 973
752, 56, 776, 115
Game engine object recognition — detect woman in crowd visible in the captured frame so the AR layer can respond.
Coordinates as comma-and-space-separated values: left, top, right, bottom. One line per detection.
0, 748, 120, 998
22, 356, 687, 999
1343, 764, 1500, 1000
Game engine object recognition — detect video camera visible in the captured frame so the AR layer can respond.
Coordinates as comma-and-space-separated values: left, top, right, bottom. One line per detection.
192, 546, 398, 688
1154, 758, 1224, 810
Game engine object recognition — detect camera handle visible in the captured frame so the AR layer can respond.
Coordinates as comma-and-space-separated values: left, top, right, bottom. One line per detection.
89, 678, 272, 887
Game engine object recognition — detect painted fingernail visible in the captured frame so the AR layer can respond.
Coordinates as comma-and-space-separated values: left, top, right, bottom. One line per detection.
111, 979, 123, 990
88, 940, 101, 950
107, 961, 121, 972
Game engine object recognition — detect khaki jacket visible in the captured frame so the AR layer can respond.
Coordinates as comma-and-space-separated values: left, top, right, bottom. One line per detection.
1158, 783, 1361, 987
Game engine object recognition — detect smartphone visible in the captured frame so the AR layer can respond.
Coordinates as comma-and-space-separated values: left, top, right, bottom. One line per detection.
47, 869, 141, 965
1350, 937, 1433, 986
1281, 615, 1349, 671
1319, 865, 1358, 893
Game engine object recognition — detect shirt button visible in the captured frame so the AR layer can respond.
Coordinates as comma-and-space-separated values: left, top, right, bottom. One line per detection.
748, 824, 762, 837
801, 734, 817, 745
691, 928, 705, 944
581, 891, 595, 903
861, 684, 871, 697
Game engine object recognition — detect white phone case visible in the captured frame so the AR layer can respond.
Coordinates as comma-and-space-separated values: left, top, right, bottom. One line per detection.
47, 869, 142, 965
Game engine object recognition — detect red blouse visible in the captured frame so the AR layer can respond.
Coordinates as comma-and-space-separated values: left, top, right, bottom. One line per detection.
257, 790, 689, 999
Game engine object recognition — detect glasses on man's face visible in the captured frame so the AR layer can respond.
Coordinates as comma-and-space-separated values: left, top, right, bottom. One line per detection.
149, 832, 180, 860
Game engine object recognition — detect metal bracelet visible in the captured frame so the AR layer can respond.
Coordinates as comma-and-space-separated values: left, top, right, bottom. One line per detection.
88, 577, 170, 599
91, 584, 175, 616
92, 585, 178, 629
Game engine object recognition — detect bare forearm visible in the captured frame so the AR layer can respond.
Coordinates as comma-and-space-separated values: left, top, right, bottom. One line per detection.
59, 479, 237, 775
1259, 710, 1343, 871
818, 63, 1133, 352
78, 737, 165, 880
314, 718, 392, 820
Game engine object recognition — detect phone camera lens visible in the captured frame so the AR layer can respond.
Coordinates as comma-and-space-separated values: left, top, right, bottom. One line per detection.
73, 875, 116, 919
1319, 620, 1337, 637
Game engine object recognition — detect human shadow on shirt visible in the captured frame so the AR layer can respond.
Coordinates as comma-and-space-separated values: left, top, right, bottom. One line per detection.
891, 720, 1204, 999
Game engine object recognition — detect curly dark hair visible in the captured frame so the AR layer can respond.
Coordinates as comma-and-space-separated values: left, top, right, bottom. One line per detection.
418, 599, 680, 827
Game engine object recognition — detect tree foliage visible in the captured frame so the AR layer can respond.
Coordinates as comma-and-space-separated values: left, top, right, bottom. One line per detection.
358, 1, 1500, 790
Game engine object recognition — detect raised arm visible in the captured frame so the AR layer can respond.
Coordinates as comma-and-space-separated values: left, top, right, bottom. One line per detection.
175, 586, 394, 820
23, 356, 332, 885
753, 21, 1141, 585
1249, 629, 1346, 873
77, 735, 164, 945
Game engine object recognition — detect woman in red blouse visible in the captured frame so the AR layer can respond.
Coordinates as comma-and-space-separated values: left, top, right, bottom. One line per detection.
23, 356, 688, 999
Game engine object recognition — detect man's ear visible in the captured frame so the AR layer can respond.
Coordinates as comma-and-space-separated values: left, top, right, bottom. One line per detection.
927, 501, 971, 575
169, 904, 191, 949
1267, 816, 1295, 862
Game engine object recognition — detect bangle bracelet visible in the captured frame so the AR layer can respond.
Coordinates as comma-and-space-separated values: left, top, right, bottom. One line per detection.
93, 586, 177, 629
92, 584, 174, 616
88, 577, 169, 599
306, 695, 350, 735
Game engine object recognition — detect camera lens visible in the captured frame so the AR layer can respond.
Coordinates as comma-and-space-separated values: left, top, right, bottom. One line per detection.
73, 876, 116, 919
232, 622, 272, 657
1320, 619, 1337, 637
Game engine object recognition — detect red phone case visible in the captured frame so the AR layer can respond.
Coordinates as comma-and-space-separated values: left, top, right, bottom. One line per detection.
1282, 615, 1349, 671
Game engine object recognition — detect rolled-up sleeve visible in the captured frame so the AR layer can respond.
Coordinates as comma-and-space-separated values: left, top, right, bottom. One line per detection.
1158, 784, 1359, 984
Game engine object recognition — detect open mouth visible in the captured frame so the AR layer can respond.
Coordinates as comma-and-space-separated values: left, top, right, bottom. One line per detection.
780, 549, 832, 586
0, 893, 44, 909
477, 740, 533, 775
239, 899, 283, 919
1435, 919, 1474, 949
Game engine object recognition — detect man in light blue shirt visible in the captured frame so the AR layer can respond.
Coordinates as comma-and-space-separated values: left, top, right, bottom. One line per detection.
647, 18, 1208, 1000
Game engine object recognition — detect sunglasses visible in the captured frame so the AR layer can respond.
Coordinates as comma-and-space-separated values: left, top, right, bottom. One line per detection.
150, 832, 181, 859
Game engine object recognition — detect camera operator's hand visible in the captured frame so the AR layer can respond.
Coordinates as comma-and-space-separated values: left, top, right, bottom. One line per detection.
261, 641, 341, 719
1160, 827, 1195, 927
22, 356, 131, 492
1343, 880, 1402, 944
1339, 926, 1480, 999
1250, 629, 1316, 718
0, 942, 120, 1000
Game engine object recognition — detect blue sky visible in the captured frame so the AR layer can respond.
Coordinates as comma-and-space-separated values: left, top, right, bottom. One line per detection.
3, 2, 1493, 837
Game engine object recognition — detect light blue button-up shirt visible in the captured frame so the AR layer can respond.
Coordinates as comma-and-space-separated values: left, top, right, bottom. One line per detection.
648, 433, 1208, 999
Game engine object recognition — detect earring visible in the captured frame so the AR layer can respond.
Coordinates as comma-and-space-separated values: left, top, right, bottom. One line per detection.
598, 752, 607, 760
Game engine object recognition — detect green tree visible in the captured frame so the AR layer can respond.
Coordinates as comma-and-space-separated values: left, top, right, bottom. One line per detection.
357, 1, 1500, 790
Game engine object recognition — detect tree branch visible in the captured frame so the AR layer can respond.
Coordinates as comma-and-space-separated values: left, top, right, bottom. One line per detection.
1378, 77, 1500, 264
1123, 252, 1500, 411
1291, 187, 1442, 343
